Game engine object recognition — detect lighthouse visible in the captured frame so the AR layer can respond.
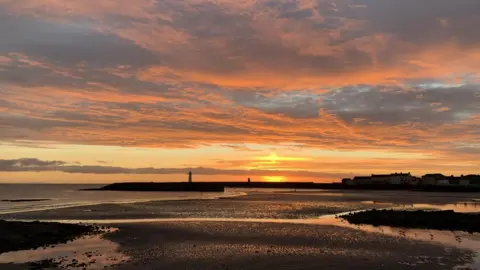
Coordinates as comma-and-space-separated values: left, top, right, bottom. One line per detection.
188, 170, 192, 183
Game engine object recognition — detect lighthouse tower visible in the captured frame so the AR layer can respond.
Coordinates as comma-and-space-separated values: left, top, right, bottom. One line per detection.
188, 170, 192, 183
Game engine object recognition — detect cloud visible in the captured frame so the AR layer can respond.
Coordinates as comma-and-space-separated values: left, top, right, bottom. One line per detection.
321, 84, 480, 125
0, 11, 159, 68
343, 0, 480, 48
0, 158, 66, 168
1, 82, 478, 158
3, 0, 480, 89
0, 158, 348, 179
229, 90, 322, 119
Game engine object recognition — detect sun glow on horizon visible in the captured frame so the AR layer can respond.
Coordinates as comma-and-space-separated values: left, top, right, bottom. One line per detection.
262, 176, 286, 182
255, 153, 308, 164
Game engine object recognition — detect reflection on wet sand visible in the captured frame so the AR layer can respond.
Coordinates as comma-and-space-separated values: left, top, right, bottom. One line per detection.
0, 229, 129, 269
316, 215, 480, 268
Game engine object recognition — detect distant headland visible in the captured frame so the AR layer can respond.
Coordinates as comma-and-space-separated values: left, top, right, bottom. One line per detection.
93, 182, 225, 192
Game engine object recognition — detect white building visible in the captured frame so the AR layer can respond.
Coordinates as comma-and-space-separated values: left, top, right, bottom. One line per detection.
370, 173, 413, 185
437, 179, 450, 185
388, 173, 413, 185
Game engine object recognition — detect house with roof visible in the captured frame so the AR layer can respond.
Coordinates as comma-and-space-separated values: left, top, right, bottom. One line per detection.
464, 175, 480, 186
409, 176, 421, 186
342, 178, 355, 185
447, 175, 461, 185
421, 174, 446, 185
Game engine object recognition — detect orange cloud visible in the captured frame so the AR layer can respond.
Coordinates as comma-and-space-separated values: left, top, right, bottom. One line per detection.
3, 0, 480, 88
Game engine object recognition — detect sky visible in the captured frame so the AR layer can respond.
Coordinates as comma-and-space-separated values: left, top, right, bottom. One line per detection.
0, 0, 479, 183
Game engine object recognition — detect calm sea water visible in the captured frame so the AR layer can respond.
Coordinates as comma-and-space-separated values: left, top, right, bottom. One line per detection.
0, 184, 242, 214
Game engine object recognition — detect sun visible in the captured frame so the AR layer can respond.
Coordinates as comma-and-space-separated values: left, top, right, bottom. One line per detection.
267, 152, 280, 164
263, 176, 286, 182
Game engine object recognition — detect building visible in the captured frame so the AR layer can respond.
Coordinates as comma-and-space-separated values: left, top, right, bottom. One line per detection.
366, 173, 414, 185
370, 174, 390, 184
421, 174, 445, 185
410, 177, 421, 185
342, 178, 355, 185
389, 172, 413, 185
459, 178, 470, 186
420, 174, 480, 186
353, 176, 372, 185
437, 179, 450, 185
447, 176, 461, 185
465, 175, 480, 186
352, 173, 415, 185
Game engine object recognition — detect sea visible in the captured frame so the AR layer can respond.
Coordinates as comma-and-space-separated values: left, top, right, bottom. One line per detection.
0, 184, 243, 214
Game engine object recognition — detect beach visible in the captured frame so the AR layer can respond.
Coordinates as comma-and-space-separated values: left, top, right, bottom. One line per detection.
1, 187, 480, 269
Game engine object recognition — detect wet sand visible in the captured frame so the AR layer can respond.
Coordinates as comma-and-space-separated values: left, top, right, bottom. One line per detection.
1, 190, 479, 269
3, 221, 473, 269
105, 221, 473, 270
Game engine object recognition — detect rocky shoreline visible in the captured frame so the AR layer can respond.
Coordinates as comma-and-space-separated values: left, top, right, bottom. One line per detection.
340, 209, 480, 233
0, 220, 100, 254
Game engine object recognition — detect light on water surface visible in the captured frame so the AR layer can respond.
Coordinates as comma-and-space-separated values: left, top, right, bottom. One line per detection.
0, 230, 129, 269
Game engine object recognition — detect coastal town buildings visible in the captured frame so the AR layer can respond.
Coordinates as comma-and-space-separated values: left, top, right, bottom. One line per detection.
351, 173, 413, 185
346, 173, 479, 186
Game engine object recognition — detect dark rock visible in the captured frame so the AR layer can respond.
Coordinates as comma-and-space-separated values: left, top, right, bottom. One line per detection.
27, 259, 60, 269
340, 209, 480, 233
0, 220, 100, 254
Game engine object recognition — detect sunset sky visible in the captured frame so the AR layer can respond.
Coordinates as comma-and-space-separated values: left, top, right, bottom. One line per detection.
0, 0, 479, 183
